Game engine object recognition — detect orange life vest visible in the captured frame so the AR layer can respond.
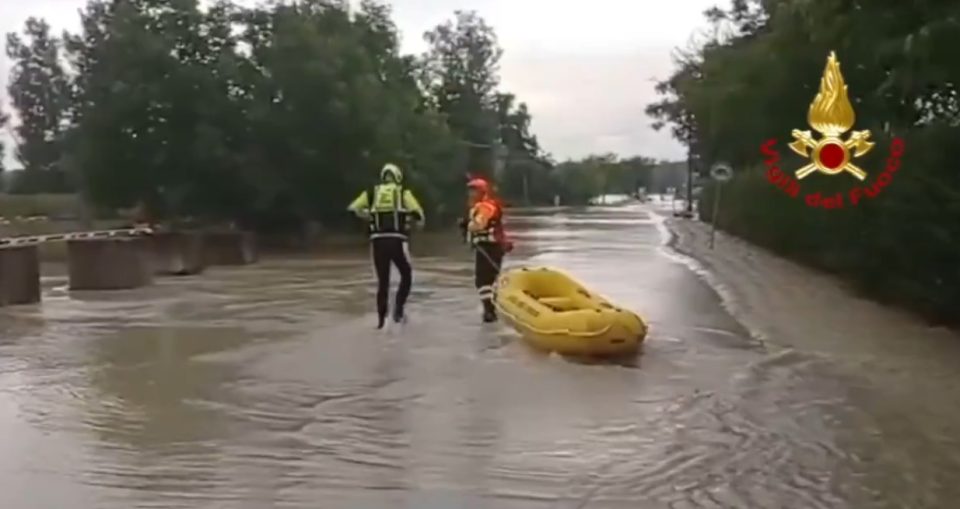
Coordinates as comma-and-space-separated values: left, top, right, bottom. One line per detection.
469, 197, 507, 246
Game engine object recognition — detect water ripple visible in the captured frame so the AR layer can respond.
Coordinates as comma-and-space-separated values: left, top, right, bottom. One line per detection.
0, 207, 956, 508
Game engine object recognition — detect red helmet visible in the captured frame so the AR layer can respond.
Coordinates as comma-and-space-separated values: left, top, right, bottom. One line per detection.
467, 178, 490, 194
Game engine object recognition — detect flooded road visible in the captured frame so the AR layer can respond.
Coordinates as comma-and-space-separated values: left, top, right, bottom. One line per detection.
1, 206, 959, 508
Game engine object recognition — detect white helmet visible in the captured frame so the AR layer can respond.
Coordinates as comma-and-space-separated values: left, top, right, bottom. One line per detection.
380, 163, 402, 183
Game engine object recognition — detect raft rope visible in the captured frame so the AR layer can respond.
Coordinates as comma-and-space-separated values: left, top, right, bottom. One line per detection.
474, 243, 503, 273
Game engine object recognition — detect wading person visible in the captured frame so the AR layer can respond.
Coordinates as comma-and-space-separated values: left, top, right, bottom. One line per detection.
463, 177, 512, 323
347, 163, 425, 329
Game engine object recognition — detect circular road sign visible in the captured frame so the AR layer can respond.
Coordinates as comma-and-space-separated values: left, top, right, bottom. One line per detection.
710, 163, 733, 182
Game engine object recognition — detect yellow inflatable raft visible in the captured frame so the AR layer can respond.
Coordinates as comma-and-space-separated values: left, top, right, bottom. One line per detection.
494, 267, 648, 357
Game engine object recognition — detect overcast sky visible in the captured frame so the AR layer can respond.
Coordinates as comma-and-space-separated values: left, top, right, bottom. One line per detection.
1, 0, 717, 168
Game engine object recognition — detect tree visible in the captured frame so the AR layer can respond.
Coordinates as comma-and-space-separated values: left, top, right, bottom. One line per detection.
422, 10, 502, 172
420, 10, 556, 205
12, 3, 544, 230
495, 92, 540, 156
66, 0, 257, 221
5, 17, 73, 191
618, 155, 657, 192
226, 0, 463, 229
493, 91, 552, 204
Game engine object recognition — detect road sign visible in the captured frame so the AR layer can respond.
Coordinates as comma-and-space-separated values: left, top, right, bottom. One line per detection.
493, 143, 507, 179
708, 162, 733, 249
710, 163, 733, 182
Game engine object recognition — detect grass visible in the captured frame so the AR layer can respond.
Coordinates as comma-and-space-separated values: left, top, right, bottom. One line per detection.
0, 194, 127, 262
0, 193, 84, 219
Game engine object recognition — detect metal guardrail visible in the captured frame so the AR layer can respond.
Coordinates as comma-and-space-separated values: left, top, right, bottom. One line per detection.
0, 227, 154, 249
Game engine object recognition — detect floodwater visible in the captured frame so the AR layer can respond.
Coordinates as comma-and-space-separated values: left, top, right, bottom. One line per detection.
0, 205, 958, 508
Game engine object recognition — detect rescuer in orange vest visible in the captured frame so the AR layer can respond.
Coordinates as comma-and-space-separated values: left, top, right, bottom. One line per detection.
463, 177, 512, 322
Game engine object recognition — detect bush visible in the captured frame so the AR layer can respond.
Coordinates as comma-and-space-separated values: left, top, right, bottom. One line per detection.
699, 127, 960, 325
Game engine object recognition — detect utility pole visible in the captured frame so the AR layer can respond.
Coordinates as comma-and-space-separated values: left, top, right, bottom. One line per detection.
685, 147, 694, 215
493, 141, 507, 182
522, 166, 530, 205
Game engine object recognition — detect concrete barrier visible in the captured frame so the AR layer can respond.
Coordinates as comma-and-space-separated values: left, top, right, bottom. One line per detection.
0, 246, 41, 306
68, 238, 153, 290
203, 231, 257, 265
150, 231, 205, 275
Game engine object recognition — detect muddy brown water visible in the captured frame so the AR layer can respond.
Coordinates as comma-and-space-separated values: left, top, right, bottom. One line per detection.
1, 206, 958, 508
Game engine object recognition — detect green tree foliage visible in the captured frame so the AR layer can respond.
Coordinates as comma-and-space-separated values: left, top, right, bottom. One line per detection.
420, 10, 552, 204
5, 17, 73, 192
493, 92, 553, 204
648, 0, 960, 324
3, 2, 662, 227
57, 0, 468, 229
66, 0, 261, 222
421, 10, 501, 150
538, 154, 664, 206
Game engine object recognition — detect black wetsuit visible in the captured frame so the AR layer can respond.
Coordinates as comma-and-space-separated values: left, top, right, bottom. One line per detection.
372, 237, 412, 324
474, 242, 504, 318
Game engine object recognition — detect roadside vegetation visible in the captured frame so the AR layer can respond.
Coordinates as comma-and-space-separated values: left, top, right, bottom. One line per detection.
1, 0, 685, 232
647, 0, 960, 324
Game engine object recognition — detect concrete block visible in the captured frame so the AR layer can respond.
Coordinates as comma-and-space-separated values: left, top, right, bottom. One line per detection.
151, 231, 205, 275
68, 238, 153, 290
0, 245, 41, 306
203, 231, 257, 266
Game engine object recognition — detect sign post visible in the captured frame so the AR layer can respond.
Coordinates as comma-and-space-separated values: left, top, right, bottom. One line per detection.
708, 163, 733, 249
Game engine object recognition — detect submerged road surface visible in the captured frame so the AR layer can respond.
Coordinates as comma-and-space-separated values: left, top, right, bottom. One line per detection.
1, 206, 958, 508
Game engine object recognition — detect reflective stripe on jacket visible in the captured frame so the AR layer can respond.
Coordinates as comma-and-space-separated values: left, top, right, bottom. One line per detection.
346, 183, 425, 240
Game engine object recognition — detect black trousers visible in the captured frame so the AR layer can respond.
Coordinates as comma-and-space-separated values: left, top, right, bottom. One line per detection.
371, 237, 412, 318
474, 243, 504, 312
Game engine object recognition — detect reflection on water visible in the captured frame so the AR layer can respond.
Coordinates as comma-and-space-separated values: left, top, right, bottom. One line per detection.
0, 205, 958, 508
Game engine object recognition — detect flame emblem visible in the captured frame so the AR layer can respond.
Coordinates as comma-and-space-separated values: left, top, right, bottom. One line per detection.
789, 52, 874, 180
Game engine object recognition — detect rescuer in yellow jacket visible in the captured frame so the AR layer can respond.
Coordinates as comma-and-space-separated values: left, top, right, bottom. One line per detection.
347, 163, 425, 329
